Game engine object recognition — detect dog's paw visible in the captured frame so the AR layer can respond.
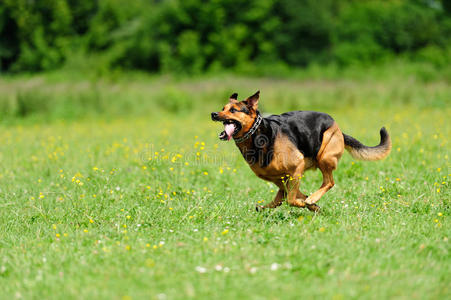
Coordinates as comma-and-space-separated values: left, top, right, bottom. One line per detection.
306, 203, 321, 213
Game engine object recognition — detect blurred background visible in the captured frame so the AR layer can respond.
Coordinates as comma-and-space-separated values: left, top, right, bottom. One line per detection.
2, 0, 451, 73
0, 0, 450, 121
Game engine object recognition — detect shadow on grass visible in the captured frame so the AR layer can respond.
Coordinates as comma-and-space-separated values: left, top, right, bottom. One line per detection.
254, 204, 330, 224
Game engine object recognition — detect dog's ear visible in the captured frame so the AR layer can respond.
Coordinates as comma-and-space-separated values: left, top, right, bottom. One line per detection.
244, 90, 259, 110
229, 93, 238, 103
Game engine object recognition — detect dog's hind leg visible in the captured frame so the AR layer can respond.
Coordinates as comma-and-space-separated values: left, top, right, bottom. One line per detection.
304, 168, 334, 210
296, 189, 319, 211
305, 124, 344, 206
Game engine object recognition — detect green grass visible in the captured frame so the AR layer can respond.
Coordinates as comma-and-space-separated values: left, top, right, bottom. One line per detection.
0, 74, 449, 299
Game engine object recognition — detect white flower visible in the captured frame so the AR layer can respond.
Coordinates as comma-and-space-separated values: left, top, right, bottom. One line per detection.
195, 266, 207, 273
156, 293, 167, 300
270, 263, 280, 271
250, 267, 257, 274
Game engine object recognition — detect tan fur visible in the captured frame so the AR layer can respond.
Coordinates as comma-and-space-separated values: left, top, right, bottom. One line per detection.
244, 123, 345, 211
217, 102, 257, 138
345, 138, 391, 161
215, 93, 387, 212
305, 123, 344, 205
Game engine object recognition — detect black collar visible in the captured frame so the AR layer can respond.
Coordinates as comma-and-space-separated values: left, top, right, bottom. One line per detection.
234, 114, 263, 144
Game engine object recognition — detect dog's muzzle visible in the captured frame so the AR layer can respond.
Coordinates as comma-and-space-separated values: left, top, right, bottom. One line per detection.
211, 112, 219, 121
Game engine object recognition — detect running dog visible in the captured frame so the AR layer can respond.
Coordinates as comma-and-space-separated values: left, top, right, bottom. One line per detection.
211, 91, 391, 212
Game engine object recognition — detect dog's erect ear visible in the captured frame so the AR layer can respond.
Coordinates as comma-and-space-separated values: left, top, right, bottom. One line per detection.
245, 90, 260, 110
229, 93, 238, 103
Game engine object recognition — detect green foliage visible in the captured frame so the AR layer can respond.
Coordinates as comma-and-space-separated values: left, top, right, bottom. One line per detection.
332, 1, 446, 66
415, 45, 451, 68
273, 0, 335, 66
0, 0, 450, 73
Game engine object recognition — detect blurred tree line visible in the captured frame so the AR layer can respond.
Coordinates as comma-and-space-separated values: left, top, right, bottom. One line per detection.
1, 0, 450, 74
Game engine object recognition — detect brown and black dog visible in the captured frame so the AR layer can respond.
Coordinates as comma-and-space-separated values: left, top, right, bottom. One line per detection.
211, 91, 391, 212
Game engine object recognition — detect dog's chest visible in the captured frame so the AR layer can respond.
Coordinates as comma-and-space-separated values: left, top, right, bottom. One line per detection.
248, 134, 311, 180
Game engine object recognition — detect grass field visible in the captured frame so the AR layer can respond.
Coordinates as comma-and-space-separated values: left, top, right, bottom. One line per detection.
0, 74, 449, 299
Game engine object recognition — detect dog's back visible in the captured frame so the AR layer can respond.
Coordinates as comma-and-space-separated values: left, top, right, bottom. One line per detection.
265, 111, 335, 159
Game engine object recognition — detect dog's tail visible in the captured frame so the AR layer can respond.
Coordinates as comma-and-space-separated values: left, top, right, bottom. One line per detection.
343, 127, 391, 161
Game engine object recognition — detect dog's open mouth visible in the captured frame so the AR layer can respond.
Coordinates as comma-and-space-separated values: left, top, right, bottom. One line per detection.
219, 120, 242, 141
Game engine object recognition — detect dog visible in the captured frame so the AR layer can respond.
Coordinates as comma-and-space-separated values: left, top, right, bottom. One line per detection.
211, 91, 391, 212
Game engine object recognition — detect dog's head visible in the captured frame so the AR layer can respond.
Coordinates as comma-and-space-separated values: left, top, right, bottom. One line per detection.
211, 91, 260, 141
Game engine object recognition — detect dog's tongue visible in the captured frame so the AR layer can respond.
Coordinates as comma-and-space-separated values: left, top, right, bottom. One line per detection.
224, 123, 236, 141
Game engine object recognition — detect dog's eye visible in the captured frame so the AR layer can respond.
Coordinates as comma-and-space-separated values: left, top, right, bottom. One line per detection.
230, 108, 237, 113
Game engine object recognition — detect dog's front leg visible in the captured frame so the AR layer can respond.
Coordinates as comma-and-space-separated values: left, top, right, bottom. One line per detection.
256, 189, 285, 211
296, 190, 308, 200
286, 179, 306, 208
